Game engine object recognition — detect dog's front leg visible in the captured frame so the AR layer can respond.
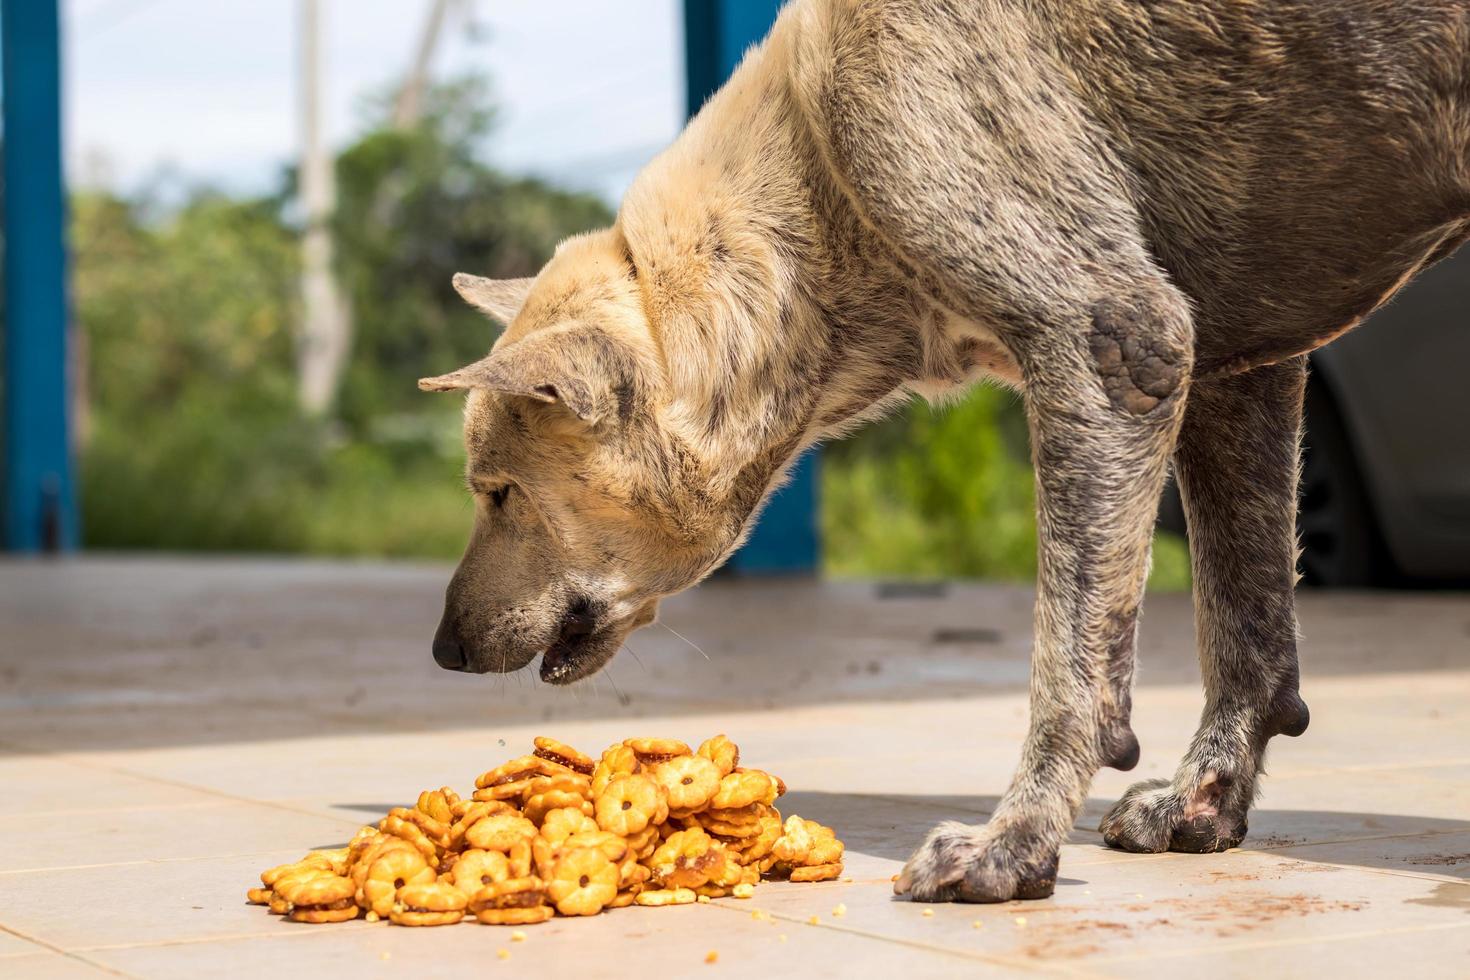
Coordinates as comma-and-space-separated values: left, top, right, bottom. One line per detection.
800, 0, 1195, 898
896, 290, 1192, 902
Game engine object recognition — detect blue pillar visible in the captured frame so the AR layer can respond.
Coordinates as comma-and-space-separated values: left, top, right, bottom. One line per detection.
684, 0, 819, 575
2, 0, 75, 551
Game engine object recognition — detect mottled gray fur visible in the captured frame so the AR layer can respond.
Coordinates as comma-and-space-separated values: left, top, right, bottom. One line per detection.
422, 0, 1470, 902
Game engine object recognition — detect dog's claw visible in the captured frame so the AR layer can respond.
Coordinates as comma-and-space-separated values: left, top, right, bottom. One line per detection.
1100, 776, 1249, 854
896, 821, 1059, 904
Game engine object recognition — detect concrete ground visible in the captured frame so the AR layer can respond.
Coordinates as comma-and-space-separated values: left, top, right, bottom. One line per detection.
1, 557, 1468, 979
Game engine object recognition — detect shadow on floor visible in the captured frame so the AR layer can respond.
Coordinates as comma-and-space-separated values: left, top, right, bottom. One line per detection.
780, 790, 1470, 882
314, 790, 1470, 886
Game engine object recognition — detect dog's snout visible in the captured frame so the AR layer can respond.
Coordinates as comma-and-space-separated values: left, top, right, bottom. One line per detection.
432, 616, 468, 671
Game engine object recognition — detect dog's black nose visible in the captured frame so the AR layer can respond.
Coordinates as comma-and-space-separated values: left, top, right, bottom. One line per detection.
433, 635, 467, 670
433, 637, 466, 671
560, 609, 596, 641
432, 617, 468, 671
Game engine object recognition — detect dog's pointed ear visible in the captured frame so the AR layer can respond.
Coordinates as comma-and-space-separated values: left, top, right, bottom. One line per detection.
418, 329, 605, 422
452, 273, 534, 325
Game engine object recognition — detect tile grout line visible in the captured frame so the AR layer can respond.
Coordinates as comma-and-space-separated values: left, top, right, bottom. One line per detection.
1270, 756, 1470, 778
0, 736, 366, 829
51, 761, 366, 831
0, 847, 341, 878
68, 922, 382, 955
701, 899, 1069, 974
5, 801, 237, 821
1060, 825, 1470, 875
0, 922, 141, 979
1082, 917, 1470, 966
67, 900, 1069, 976
1257, 825, 1470, 851
1250, 855, 1470, 887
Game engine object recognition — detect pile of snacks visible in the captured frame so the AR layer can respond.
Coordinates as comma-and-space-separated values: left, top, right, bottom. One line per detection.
247, 734, 845, 926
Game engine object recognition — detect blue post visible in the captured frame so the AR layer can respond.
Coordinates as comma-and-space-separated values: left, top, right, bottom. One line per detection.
684, 0, 819, 576
1, 0, 75, 552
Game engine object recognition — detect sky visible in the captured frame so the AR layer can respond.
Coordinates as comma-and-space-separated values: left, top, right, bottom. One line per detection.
63, 0, 686, 205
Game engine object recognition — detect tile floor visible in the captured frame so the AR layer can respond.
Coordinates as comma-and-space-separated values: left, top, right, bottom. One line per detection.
1, 558, 1467, 978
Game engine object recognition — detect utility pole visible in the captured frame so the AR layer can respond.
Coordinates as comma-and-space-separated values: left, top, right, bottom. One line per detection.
296, 0, 351, 417
393, 0, 457, 129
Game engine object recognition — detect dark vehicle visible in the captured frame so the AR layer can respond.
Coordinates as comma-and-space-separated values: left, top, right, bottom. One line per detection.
1160, 245, 1470, 587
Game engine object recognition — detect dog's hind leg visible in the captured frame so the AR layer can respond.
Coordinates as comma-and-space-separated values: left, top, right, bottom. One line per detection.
1101, 357, 1310, 853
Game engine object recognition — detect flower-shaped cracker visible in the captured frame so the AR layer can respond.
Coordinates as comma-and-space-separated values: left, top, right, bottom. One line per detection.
590, 744, 640, 797
390, 881, 467, 926
444, 849, 509, 896
359, 843, 436, 917
697, 735, 740, 776
277, 873, 359, 924
547, 847, 620, 916
469, 876, 553, 925
533, 736, 595, 775
653, 754, 721, 812
593, 773, 666, 836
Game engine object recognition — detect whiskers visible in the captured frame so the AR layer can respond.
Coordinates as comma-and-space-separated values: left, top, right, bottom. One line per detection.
602, 667, 626, 705
621, 642, 647, 673
658, 620, 712, 662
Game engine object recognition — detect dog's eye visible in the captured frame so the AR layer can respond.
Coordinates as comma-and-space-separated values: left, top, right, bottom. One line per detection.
466, 476, 514, 507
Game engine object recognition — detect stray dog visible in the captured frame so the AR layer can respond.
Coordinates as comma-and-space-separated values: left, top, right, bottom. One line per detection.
420, 0, 1470, 902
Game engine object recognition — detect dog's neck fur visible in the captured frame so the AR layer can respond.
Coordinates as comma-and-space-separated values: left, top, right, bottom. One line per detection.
614, 17, 1006, 558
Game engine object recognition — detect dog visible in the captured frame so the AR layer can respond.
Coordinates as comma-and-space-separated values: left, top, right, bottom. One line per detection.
419, 0, 1470, 903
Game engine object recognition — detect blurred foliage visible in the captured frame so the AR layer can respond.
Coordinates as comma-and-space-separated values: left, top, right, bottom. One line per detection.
331, 78, 610, 433
73, 78, 609, 556
824, 386, 1037, 579
74, 190, 301, 423
824, 386, 1192, 590
69, 74, 1190, 588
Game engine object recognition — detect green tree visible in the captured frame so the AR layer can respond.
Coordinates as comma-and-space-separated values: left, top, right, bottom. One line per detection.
331, 77, 612, 432
73, 77, 613, 556
72, 187, 318, 551
823, 385, 1191, 589
823, 386, 1038, 579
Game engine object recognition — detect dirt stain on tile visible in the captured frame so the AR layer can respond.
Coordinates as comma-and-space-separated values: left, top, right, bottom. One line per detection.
1011, 892, 1367, 958
1250, 834, 1304, 848
1403, 853, 1469, 868
1011, 918, 1130, 959
1203, 860, 1339, 883
1128, 893, 1366, 939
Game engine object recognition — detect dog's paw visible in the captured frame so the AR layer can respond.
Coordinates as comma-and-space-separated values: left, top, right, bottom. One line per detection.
893, 821, 1059, 903
1099, 774, 1247, 854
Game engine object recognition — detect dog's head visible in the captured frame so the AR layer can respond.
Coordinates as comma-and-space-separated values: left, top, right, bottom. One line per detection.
420, 231, 754, 684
